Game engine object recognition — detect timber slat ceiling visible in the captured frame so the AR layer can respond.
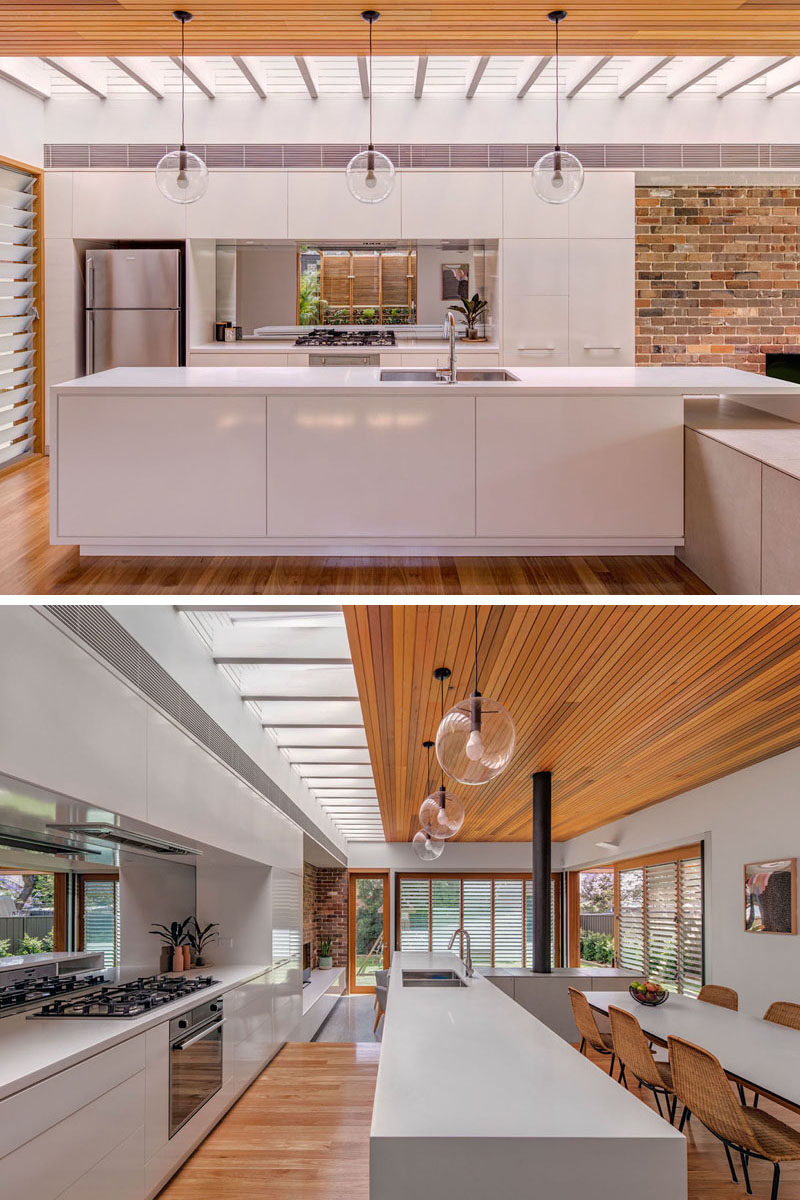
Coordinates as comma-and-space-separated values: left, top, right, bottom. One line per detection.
4, 2, 800, 56
344, 605, 800, 843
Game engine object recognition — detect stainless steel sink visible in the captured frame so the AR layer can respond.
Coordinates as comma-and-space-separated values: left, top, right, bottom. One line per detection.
402, 969, 467, 988
379, 368, 519, 383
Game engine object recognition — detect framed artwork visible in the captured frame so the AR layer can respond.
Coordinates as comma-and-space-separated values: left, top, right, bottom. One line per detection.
744, 859, 797, 934
441, 263, 470, 301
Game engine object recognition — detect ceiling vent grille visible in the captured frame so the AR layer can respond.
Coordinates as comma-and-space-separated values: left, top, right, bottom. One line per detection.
43, 606, 346, 865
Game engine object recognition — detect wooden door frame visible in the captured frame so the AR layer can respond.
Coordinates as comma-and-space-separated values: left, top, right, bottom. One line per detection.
347, 870, 390, 994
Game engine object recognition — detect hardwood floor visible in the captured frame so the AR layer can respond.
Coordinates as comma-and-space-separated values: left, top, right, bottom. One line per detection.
159, 1040, 800, 1199
0, 459, 711, 595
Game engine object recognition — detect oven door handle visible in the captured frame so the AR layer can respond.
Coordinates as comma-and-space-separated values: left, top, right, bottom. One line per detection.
172, 1017, 225, 1050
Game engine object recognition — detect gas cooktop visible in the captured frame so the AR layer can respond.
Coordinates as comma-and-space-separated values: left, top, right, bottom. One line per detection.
28, 974, 220, 1019
0, 972, 108, 1017
295, 328, 396, 347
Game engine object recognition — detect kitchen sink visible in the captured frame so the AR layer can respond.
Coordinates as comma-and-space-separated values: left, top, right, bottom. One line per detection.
379, 368, 519, 383
402, 969, 467, 988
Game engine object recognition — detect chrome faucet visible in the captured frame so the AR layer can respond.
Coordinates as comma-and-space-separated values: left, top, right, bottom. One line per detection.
448, 927, 473, 977
437, 311, 457, 384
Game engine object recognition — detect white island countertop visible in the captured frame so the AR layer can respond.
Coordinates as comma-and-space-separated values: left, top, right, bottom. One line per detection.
371, 952, 686, 1200
0, 963, 273, 1101
53, 363, 800, 396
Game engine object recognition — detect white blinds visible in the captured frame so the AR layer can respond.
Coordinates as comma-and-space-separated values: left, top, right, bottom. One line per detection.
679, 858, 704, 997
83, 878, 120, 969
0, 165, 37, 469
645, 861, 679, 990
617, 855, 703, 994
618, 868, 645, 974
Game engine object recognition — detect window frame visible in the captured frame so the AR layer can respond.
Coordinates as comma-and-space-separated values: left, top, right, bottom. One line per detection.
347, 869, 390, 994
395, 872, 562, 969
76, 872, 120, 968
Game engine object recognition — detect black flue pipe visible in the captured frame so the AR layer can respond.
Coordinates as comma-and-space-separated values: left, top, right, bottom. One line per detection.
532, 770, 552, 974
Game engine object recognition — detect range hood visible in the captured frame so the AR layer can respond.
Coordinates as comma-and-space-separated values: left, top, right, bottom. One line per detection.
47, 823, 201, 857
0, 824, 102, 859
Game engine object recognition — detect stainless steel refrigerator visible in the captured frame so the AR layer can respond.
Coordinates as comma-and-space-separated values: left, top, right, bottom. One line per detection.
85, 248, 183, 373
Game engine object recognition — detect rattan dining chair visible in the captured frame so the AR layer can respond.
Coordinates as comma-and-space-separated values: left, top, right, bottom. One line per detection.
568, 986, 616, 1075
608, 1004, 679, 1122
669, 1034, 800, 1200
698, 984, 739, 1011
745, 1002, 800, 1108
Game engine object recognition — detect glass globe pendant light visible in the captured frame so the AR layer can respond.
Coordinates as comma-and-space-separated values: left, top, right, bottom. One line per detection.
436, 607, 516, 786
412, 741, 447, 859
345, 11, 395, 204
420, 669, 466, 839
531, 11, 584, 205
155, 11, 209, 204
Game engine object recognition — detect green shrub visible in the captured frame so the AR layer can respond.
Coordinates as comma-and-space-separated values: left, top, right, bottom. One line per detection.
580, 930, 615, 965
18, 933, 45, 955
0, 938, 11, 957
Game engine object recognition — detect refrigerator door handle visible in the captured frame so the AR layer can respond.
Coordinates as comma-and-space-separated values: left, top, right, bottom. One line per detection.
86, 310, 95, 375
86, 256, 95, 309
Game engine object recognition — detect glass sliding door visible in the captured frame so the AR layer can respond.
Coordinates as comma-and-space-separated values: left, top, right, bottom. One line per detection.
348, 871, 389, 993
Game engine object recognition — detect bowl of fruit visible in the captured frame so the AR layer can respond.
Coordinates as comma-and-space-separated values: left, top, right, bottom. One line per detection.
629, 980, 668, 1006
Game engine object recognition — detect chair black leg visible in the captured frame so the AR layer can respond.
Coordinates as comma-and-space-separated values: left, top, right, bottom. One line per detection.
618, 1063, 628, 1089
739, 1150, 752, 1195
608, 1053, 616, 1076
579, 1037, 586, 1055
771, 1162, 781, 1200
679, 1105, 691, 1132
654, 1089, 664, 1119
753, 1092, 760, 1109
737, 1082, 747, 1106
723, 1142, 739, 1184
668, 1093, 677, 1125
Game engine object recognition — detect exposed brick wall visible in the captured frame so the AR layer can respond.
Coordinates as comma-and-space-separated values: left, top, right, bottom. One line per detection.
636, 185, 800, 372
302, 863, 348, 971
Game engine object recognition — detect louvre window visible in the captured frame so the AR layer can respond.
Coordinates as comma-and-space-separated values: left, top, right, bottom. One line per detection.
0, 164, 39, 470
398, 874, 559, 968
81, 876, 120, 969
614, 849, 703, 994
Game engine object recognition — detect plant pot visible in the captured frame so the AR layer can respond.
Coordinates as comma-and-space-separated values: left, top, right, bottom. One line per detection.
171, 947, 184, 973
182, 945, 192, 970
195, 955, 205, 967
159, 945, 172, 974
466, 328, 479, 340
319, 955, 333, 970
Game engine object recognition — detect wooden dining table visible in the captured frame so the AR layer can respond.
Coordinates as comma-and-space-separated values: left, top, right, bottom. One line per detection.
589, 991, 800, 1116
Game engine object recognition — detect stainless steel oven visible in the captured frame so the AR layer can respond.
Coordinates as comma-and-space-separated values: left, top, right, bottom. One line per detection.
169, 996, 224, 1138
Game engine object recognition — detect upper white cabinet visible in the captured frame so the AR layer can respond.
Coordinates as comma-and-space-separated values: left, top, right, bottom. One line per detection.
287, 171, 401, 239
568, 238, 635, 365
501, 240, 569, 366
568, 171, 635, 239
502, 172, 569, 239
401, 171, 502, 239
186, 172, 288, 239
72, 172, 187, 240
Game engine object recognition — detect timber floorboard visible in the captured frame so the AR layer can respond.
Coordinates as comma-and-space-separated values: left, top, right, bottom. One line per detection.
0, 459, 712, 595
159, 1041, 800, 1199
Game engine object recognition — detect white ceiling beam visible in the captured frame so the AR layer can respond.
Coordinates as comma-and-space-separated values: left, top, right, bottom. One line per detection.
617, 55, 673, 98
295, 55, 318, 99
40, 57, 106, 99
766, 58, 800, 98
716, 55, 791, 98
169, 56, 215, 99
516, 56, 551, 98
108, 57, 164, 99
0, 58, 50, 100
666, 56, 732, 99
466, 55, 490, 99
357, 55, 370, 99
566, 56, 612, 98
414, 55, 428, 98
232, 56, 266, 98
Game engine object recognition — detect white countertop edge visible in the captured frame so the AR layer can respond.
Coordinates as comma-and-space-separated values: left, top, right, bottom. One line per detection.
0, 963, 273, 1101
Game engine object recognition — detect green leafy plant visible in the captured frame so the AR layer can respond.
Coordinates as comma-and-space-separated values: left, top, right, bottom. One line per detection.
319, 935, 332, 958
448, 291, 488, 336
149, 918, 191, 948
298, 265, 321, 325
18, 933, 45, 955
187, 918, 219, 965
0, 938, 11, 957
580, 930, 615, 965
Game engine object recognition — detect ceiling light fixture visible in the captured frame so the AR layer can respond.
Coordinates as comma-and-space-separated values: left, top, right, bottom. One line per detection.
531, 11, 584, 205
155, 10, 208, 204
436, 607, 516, 786
420, 668, 466, 839
345, 11, 396, 204
412, 739, 445, 861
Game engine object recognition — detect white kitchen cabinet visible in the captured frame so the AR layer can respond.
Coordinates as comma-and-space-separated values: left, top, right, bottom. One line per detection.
568, 171, 635, 239
476, 392, 683, 541
72, 171, 187, 240
54, 391, 267, 541
188, 350, 290, 367
56, 1128, 145, 1200
502, 171, 570, 239
0, 608, 149, 823
568, 238, 635, 366
503, 238, 569, 297
266, 391, 475, 539
401, 171, 502, 238
502, 296, 569, 367
762, 464, 800, 594
287, 171, 401, 239
186, 171, 288, 238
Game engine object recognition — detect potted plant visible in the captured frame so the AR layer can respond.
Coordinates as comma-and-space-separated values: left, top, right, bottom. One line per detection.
319, 936, 333, 970
448, 292, 488, 340
187, 917, 219, 967
150, 917, 191, 973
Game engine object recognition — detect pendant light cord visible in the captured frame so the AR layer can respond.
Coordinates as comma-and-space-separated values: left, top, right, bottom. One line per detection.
473, 604, 479, 695
368, 17, 374, 147
180, 16, 186, 149
554, 16, 560, 150
439, 674, 446, 790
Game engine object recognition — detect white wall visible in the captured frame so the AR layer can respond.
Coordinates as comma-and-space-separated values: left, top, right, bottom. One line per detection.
195, 858, 271, 967
559, 745, 800, 1016
119, 854, 196, 973
0, 79, 44, 167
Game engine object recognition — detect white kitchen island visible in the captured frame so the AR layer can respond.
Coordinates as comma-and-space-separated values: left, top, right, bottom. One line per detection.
371, 952, 686, 1200
50, 364, 800, 556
